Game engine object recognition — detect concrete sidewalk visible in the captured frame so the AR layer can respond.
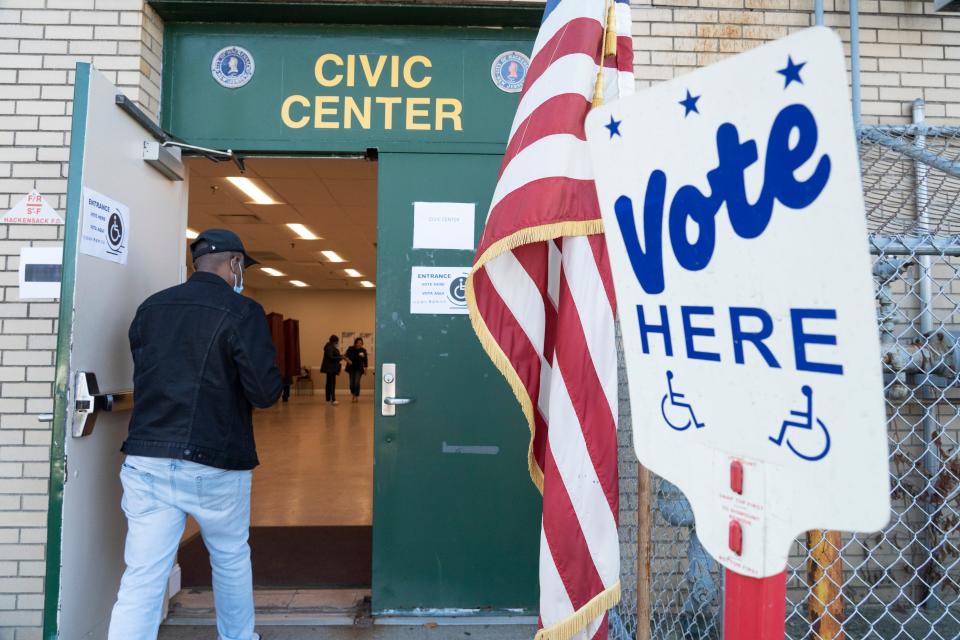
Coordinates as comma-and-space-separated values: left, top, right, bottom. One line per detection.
159, 624, 538, 639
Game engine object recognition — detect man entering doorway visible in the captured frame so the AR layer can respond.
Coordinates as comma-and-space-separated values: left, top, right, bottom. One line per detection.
108, 229, 282, 640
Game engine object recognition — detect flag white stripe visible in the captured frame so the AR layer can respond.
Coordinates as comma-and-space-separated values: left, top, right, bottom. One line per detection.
548, 364, 620, 586
492, 134, 594, 211
485, 252, 556, 422
548, 238, 562, 310
539, 524, 575, 624
562, 236, 618, 421
511, 53, 595, 139
485, 252, 547, 356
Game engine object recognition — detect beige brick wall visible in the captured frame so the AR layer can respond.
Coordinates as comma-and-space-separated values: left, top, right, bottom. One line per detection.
631, 0, 960, 123
0, 1, 161, 636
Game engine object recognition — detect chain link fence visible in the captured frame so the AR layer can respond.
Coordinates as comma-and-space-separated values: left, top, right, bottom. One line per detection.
610, 102, 960, 639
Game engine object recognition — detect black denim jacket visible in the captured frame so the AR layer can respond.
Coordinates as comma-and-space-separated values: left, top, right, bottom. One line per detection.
121, 271, 282, 470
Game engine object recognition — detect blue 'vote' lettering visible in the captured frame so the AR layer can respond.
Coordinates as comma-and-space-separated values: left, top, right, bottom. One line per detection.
614, 103, 831, 294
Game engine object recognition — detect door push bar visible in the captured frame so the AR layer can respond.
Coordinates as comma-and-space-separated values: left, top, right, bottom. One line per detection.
73, 371, 134, 438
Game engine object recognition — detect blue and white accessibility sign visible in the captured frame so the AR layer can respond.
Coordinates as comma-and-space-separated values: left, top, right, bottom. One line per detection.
585, 27, 890, 577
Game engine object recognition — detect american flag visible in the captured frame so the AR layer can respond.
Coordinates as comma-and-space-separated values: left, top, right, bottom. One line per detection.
466, 1, 634, 639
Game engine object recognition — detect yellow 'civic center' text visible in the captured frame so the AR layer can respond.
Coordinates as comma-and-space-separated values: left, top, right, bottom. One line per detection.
281, 95, 463, 131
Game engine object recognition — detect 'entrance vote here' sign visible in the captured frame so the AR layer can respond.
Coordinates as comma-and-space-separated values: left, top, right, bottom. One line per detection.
585, 27, 890, 577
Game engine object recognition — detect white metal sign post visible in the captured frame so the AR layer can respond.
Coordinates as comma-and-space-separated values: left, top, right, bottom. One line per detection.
586, 27, 890, 638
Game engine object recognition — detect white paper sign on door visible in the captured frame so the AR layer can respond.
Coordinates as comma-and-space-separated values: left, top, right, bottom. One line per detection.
79, 187, 130, 265
585, 27, 889, 577
412, 202, 476, 250
410, 267, 469, 315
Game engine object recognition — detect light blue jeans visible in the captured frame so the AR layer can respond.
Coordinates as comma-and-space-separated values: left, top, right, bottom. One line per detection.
107, 455, 255, 640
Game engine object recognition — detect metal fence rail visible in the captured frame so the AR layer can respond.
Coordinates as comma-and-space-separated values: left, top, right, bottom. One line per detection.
611, 103, 960, 639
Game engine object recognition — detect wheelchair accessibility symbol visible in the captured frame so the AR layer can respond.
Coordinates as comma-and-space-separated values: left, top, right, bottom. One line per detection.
769, 385, 832, 461
660, 371, 705, 431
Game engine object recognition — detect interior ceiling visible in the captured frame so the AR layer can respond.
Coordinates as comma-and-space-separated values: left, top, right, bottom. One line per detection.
186, 157, 376, 291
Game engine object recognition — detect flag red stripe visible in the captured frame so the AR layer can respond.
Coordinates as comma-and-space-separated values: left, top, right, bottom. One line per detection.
554, 265, 619, 516
542, 442, 607, 610
471, 267, 549, 470
593, 614, 610, 640
525, 17, 633, 97
615, 35, 633, 72
588, 234, 617, 313
512, 243, 559, 363
500, 94, 591, 179
525, 18, 604, 96
472, 267, 542, 400
478, 177, 601, 258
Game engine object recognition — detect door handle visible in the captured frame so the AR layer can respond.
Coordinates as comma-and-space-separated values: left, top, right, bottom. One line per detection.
381, 363, 414, 416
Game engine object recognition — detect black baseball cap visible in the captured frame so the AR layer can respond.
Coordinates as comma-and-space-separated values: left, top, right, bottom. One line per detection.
190, 228, 258, 268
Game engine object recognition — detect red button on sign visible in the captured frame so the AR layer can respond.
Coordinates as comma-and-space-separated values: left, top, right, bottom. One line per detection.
730, 460, 744, 495
729, 520, 743, 556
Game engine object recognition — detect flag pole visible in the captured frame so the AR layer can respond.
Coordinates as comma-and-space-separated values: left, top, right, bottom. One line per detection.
636, 464, 652, 640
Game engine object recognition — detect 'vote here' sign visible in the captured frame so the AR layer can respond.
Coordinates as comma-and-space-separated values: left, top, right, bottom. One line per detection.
585, 27, 890, 577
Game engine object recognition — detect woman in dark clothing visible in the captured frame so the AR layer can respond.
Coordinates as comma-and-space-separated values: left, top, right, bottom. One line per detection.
344, 337, 369, 403
320, 335, 343, 405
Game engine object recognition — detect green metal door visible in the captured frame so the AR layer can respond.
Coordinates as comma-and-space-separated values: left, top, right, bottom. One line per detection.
373, 152, 540, 614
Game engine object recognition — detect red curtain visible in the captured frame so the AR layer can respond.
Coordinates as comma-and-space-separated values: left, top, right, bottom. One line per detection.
282, 318, 301, 379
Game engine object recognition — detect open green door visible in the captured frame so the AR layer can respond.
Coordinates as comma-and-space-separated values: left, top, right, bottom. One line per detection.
373, 152, 540, 613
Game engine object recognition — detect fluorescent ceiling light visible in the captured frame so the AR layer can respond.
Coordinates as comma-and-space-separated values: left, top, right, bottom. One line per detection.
261, 267, 286, 277
286, 223, 320, 240
360, 280, 375, 288
289, 280, 309, 287
226, 177, 278, 204
344, 268, 362, 277
321, 250, 345, 263
185, 227, 199, 239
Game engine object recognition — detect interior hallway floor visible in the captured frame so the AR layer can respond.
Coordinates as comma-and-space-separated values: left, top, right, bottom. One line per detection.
181, 391, 374, 539
167, 392, 375, 621
251, 392, 374, 528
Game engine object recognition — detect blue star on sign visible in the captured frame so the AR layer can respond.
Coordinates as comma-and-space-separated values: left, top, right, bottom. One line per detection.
778, 56, 806, 88
679, 90, 700, 117
605, 115, 622, 138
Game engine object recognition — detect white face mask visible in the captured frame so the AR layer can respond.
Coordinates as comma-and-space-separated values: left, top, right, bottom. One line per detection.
232, 259, 244, 294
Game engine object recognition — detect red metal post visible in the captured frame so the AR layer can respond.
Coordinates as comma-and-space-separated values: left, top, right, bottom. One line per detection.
723, 569, 788, 640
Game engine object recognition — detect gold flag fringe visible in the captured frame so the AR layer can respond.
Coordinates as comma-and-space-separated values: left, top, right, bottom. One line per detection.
535, 581, 622, 640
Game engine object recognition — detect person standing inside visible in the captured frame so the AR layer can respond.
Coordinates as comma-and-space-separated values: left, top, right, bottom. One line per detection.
108, 229, 282, 640
321, 334, 344, 405
344, 337, 369, 403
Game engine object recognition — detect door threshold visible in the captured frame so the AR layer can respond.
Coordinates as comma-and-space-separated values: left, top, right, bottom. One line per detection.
165, 613, 362, 626
166, 587, 370, 626
165, 588, 537, 628
375, 616, 539, 626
